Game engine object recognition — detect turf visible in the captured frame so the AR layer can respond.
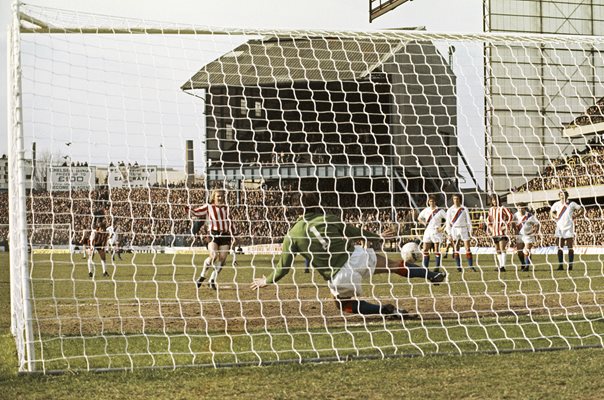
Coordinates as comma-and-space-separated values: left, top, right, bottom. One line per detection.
2, 251, 604, 399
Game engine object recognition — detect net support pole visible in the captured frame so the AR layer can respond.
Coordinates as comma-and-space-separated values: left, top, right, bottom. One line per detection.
8, 0, 36, 372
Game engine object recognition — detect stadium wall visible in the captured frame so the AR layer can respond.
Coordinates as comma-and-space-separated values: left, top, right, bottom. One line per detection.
26, 245, 604, 256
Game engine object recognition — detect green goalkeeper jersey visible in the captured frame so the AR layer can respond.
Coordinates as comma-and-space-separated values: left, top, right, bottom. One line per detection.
266, 212, 381, 284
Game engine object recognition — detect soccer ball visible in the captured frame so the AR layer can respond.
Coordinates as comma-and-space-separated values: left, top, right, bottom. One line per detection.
401, 242, 422, 264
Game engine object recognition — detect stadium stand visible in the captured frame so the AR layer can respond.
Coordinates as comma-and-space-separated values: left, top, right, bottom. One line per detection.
566, 96, 604, 128
0, 183, 415, 248
3, 128, 604, 249
0, 181, 602, 250
515, 136, 604, 193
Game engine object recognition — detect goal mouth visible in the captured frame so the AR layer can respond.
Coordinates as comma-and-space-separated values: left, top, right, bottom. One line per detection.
7, 4, 604, 373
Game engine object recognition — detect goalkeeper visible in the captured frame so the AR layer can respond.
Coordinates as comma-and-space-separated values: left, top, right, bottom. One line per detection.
251, 193, 445, 318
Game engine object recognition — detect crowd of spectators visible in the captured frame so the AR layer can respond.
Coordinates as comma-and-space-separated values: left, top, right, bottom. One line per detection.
2, 180, 603, 249
4, 129, 604, 249
0, 183, 415, 248
567, 96, 604, 127
1, 183, 604, 248
516, 135, 604, 192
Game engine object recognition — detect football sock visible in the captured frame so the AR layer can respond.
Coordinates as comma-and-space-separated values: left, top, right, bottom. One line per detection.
454, 252, 461, 267
435, 254, 442, 269
422, 253, 430, 269
524, 250, 532, 267
87, 257, 94, 274
101, 260, 107, 274
209, 262, 223, 282
340, 300, 383, 315
466, 252, 473, 267
408, 264, 429, 278
200, 257, 211, 278
568, 249, 574, 270
498, 252, 506, 269
517, 251, 525, 266
397, 261, 429, 279
394, 260, 408, 277
557, 249, 564, 269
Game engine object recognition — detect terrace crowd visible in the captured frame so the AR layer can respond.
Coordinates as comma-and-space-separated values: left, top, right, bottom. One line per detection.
516, 136, 604, 192
0, 184, 415, 248
3, 128, 604, 249
1, 184, 604, 249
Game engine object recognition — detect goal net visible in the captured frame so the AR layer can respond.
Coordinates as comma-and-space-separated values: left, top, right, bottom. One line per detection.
8, 4, 604, 373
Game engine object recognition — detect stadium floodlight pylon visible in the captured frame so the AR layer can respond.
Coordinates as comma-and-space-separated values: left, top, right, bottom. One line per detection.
369, 0, 412, 22
7, 2, 604, 373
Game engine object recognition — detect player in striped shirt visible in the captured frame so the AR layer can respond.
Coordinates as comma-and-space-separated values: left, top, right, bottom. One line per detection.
445, 193, 475, 272
417, 195, 447, 272
487, 194, 513, 272
251, 192, 445, 319
513, 203, 540, 272
189, 189, 235, 289
549, 190, 583, 271
87, 221, 110, 278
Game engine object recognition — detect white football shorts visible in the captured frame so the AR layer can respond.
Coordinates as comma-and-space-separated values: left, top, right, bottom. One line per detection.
516, 234, 536, 245
449, 227, 471, 242
555, 227, 575, 239
328, 245, 377, 299
422, 229, 443, 244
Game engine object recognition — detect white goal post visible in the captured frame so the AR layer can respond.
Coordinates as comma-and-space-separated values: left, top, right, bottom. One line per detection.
7, 3, 604, 373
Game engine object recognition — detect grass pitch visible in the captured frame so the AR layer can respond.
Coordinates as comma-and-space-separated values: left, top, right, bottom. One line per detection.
2, 251, 604, 399
15, 251, 604, 369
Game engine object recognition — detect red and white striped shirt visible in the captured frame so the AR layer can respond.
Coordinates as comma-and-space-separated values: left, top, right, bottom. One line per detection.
487, 206, 513, 236
191, 203, 232, 233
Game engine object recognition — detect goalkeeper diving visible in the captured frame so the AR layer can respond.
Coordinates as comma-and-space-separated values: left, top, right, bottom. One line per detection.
251, 193, 446, 319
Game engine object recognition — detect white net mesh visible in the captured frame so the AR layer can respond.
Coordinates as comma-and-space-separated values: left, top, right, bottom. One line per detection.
8, 4, 604, 372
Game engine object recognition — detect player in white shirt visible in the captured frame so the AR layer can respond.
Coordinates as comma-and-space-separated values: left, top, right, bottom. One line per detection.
513, 203, 540, 272
417, 195, 447, 272
106, 224, 122, 261
78, 229, 90, 259
486, 194, 513, 272
549, 190, 582, 271
446, 193, 476, 272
